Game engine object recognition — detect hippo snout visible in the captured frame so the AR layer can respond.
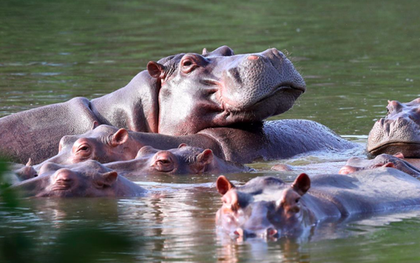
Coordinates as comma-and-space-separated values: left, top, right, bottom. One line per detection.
233, 226, 279, 239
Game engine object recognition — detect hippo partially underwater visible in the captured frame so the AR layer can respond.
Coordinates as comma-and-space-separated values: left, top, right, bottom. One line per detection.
368, 98, 420, 158
0, 46, 355, 165
215, 169, 420, 239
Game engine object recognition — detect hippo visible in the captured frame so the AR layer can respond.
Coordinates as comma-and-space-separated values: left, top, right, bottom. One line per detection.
338, 153, 420, 178
215, 168, 420, 239
11, 160, 147, 198
105, 144, 252, 179
368, 98, 420, 158
0, 46, 356, 165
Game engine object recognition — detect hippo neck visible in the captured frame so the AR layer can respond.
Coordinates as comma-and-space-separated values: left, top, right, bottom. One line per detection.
90, 71, 159, 133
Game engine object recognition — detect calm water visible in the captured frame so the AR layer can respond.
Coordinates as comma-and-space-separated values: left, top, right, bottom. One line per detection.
1, 0, 420, 262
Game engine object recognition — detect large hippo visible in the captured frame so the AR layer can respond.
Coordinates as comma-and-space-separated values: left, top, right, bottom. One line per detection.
368, 98, 420, 158
215, 168, 420, 239
11, 160, 147, 198
0, 46, 356, 164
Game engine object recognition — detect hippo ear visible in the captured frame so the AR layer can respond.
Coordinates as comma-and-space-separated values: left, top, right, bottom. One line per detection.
202, 48, 208, 55
147, 61, 166, 79
216, 175, 235, 195
291, 173, 311, 196
208, 46, 234, 57
91, 121, 99, 130
111, 128, 129, 147
178, 143, 187, 148
383, 162, 395, 168
193, 149, 213, 173
99, 171, 118, 186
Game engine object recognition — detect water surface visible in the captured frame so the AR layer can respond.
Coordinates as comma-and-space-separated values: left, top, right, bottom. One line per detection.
1, 0, 420, 262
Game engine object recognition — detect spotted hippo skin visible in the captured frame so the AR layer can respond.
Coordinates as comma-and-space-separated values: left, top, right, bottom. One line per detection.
11, 160, 147, 198
0, 46, 355, 164
216, 168, 420, 239
368, 98, 420, 157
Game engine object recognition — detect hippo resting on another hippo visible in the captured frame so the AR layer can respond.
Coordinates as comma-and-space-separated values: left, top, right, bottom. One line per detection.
0, 46, 356, 165
16, 129, 251, 179
215, 168, 420, 239
368, 98, 420, 158
11, 160, 147, 198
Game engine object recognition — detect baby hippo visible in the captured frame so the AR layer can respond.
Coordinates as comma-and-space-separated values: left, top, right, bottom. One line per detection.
32, 124, 143, 169
11, 160, 147, 198
338, 153, 420, 178
105, 144, 252, 179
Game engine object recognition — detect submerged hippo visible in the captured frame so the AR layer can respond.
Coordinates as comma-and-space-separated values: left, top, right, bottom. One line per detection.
368, 98, 420, 158
338, 153, 420, 178
215, 168, 420, 239
11, 160, 147, 198
106, 144, 252, 179
0, 46, 355, 164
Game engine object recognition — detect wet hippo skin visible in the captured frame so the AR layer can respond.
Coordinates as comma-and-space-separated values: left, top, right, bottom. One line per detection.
215, 168, 420, 239
0, 46, 356, 164
368, 98, 420, 158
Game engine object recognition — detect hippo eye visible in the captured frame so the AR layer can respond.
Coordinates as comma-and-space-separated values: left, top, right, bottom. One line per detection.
180, 55, 202, 74
295, 197, 300, 203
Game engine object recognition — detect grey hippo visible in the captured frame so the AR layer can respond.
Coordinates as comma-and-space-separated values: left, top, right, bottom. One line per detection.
0, 46, 356, 164
215, 168, 420, 239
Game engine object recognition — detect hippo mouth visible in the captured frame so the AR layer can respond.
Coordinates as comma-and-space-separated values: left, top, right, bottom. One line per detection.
216, 84, 304, 124
368, 142, 420, 158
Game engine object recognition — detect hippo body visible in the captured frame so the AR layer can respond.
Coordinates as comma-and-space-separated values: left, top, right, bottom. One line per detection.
105, 145, 252, 179
216, 168, 420, 239
11, 160, 147, 198
368, 98, 420, 157
0, 46, 355, 164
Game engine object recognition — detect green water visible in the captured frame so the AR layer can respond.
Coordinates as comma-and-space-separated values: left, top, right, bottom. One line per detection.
1, 0, 420, 262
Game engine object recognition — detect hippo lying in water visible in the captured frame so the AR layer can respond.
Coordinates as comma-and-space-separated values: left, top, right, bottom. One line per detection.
106, 144, 251, 180
368, 98, 420, 158
338, 153, 420, 178
215, 168, 420, 239
11, 160, 147, 198
14, 135, 251, 180
0, 46, 356, 164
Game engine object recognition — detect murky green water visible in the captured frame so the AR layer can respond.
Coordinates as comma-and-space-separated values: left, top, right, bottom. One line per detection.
1, 0, 420, 262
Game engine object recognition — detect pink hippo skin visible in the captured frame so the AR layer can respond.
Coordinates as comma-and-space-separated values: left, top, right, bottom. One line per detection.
11, 160, 147, 198
0, 46, 356, 165
215, 169, 420, 239
104, 144, 253, 180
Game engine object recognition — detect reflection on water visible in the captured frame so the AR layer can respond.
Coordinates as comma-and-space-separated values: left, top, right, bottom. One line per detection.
2, 0, 420, 261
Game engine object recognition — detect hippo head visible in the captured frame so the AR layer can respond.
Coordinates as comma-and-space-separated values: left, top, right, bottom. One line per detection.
38, 125, 140, 167
134, 144, 216, 175
215, 173, 313, 240
147, 46, 306, 135
368, 98, 420, 157
13, 161, 121, 197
